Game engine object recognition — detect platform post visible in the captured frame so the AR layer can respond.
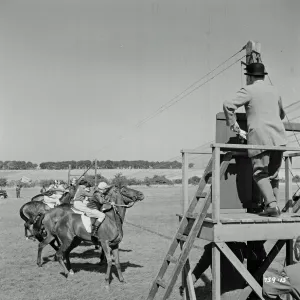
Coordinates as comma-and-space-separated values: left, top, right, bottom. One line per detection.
285, 156, 293, 300
181, 152, 189, 300
212, 146, 221, 300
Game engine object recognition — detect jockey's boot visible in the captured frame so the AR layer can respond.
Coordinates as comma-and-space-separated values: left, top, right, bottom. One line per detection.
91, 220, 102, 238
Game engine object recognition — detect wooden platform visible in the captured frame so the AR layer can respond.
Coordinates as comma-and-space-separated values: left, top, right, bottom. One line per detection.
178, 212, 300, 242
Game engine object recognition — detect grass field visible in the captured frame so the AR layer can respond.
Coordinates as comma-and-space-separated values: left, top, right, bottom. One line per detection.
0, 167, 298, 183
0, 168, 205, 182
0, 184, 298, 300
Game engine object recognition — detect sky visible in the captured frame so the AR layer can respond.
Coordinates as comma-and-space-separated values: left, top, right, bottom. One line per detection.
0, 0, 300, 164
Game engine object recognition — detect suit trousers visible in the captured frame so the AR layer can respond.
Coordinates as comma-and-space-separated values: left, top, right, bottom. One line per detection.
251, 151, 283, 205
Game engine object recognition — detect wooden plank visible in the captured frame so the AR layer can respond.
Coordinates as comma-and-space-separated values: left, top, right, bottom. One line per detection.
285, 152, 300, 158
186, 269, 197, 300
166, 254, 178, 264
147, 153, 231, 300
182, 152, 189, 215
239, 218, 255, 224
212, 147, 221, 223
286, 157, 293, 213
237, 240, 286, 300
176, 233, 188, 242
266, 218, 282, 223
212, 143, 300, 152
220, 209, 247, 213
186, 212, 198, 219
210, 223, 300, 242
212, 243, 221, 300
292, 200, 300, 213
196, 191, 207, 198
162, 189, 213, 300
156, 278, 166, 289
220, 218, 241, 224
216, 242, 264, 300
284, 122, 300, 132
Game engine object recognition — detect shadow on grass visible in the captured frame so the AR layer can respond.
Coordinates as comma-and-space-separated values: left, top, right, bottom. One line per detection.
63, 260, 143, 282
69, 248, 132, 259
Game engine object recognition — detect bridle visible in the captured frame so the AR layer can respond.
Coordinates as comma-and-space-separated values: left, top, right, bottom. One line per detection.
105, 189, 140, 223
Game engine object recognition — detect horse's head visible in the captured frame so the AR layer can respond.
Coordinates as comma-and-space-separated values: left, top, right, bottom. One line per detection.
105, 186, 143, 208
119, 186, 144, 203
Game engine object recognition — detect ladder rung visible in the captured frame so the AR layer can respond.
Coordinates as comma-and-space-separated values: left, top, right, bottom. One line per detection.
156, 278, 166, 288
196, 191, 207, 199
185, 212, 199, 220
166, 254, 178, 264
176, 233, 187, 242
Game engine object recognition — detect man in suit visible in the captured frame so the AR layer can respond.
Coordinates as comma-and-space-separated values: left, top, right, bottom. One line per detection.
223, 63, 287, 217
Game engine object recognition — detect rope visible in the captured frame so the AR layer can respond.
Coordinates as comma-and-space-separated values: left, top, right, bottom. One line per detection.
90, 48, 247, 158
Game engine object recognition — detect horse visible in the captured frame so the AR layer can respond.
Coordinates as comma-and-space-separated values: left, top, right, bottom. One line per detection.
20, 191, 73, 240
34, 186, 144, 286
31, 184, 76, 202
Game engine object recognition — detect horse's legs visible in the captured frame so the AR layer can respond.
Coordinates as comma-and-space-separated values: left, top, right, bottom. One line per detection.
64, 237, 82, 272
37, 234, 55, 267
98, 245, 107, 265
55, 226, 77, 278
112, 246, 124, 283
49, 240, 59, 252
101, 241, 113, 287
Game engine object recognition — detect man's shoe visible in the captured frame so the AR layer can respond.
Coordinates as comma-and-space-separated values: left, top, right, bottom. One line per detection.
258, 206, 281, 217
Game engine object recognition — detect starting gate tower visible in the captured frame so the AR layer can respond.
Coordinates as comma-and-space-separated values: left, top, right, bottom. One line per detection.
145, 41, 300, 300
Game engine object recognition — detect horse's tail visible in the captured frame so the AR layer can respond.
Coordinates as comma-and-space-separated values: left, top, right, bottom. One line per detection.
19, 203, 29, 222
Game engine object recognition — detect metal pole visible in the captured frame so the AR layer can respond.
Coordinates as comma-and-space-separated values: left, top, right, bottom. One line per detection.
182, 152, 189, 213
181, 152, 189, 300
95, 159, 97, 187
68, 164, 71, 185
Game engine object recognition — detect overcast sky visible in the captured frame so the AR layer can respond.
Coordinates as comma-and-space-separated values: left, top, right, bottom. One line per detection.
0, 0, 299, 163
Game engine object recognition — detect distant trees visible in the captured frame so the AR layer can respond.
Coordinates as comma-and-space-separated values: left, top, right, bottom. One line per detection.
39, 160, 182, 170
0, 159, 183, 170
0, 161, 38, 170
0, 178, 7, 188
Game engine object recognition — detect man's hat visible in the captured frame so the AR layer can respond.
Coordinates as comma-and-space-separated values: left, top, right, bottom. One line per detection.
244, 63, 268, 76
98, 182, 111, 191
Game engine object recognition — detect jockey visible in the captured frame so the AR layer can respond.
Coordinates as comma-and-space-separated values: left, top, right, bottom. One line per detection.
43, 180, 64, 207
87, 182, 111, 211
73, 179, 106, 238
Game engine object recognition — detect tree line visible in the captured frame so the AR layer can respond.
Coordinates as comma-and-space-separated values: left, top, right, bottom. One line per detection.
0, 161, 38, 170
1, 160, 187, 170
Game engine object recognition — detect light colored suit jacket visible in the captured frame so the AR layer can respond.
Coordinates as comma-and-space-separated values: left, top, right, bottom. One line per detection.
223, 80, 287, 157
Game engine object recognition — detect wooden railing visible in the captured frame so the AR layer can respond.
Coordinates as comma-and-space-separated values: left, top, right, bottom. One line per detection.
181, 144, 300, 223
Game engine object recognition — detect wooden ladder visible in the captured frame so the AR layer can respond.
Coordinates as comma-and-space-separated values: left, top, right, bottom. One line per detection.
146, 152, 232, 300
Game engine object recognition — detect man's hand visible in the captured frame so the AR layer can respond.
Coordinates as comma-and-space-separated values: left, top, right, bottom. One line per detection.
230, 121, 241, 133
230, 121, 247, 140
239, 129, 247, 140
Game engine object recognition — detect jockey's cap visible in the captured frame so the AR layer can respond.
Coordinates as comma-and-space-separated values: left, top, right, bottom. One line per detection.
79, 179, 91, 187
98, 182, 111, 191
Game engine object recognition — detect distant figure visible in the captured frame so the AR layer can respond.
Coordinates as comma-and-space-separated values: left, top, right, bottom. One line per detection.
16, 184, 22, 198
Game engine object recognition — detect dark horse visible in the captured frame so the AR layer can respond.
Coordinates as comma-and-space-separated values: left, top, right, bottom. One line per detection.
20, 191, 73, 241
34, 186, 144, 286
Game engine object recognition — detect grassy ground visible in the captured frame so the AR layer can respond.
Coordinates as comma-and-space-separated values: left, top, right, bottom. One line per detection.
0, 185, 298, 300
